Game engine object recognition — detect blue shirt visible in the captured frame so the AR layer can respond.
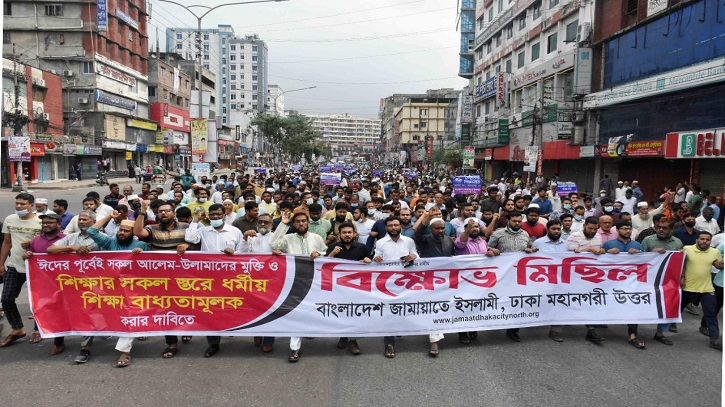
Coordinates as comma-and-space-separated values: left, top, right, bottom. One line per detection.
532, 236, 570, 252
531, 197, 553, 215
603, 238, 643, 252
60, 212, 75, 230
87, 227, 149, 251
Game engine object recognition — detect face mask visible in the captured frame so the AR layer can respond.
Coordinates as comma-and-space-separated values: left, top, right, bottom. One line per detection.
684, 221, 696, 228
604, 206, 613, 212
379, 212, 390, 220
613, 208, 621, 213
210, 219, 224, 228
368, 209, 376, 214
206, 184, 211, 188
258, 227, 269, 235
15, 209, 29, 217
600, 193, 606, 197
574, 215, 583, 221
199, 198, 207, 203
563, 204, 572, 210
350, 204, 358, 208
704, 215, 713, 222
306, 198, 314, 205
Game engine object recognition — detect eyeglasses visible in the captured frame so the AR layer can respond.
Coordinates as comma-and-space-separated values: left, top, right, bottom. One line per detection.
258, 221, 272, 225
158, 209, 173, 213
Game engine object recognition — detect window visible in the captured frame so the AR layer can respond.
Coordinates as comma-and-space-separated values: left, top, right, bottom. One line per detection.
625, 0, 637, 14
4, 3, 11, 15
230, 45, 236, 51
495, 65, 501, 73
3, 32, 10, 44
176, 44, 182, 50
488, 7, 493, 22
547, 32, 557, 53
498, 0, 503, 13
82, 61, 94, 73
565, 20, 578, 42
231, 84, 236, 90
517, 51, 525, 68
505, 59, 512, 73
531, 42, 540, 61
231, 103, 237, 110
485, 70, 491, 80
45, 4, 63, 16
230, 93, 236, 100
204, 55, 209, 60
163, 89, 168, 99
532, 1, 541, 19
420, 121, 427, 129
231, 74, 236, 80
550, 0, 559, 8
252, 45, 258, 52
252, 75, 258, 81
519, 16, 526, 30
495, 35, 501, 47
149, 86, 156, 97
176, 33, 182, 40
230, 54, 236, 61
230, 64, 236, 71
161, 67, 166, 77
203, 34, 209, 41
203, 44, 209, 51
413, 123, 419, 129
45, 34, 64, 45
106, 41, 111, 52
252, 95, 257, 100
252, 85, 258, 91
484, 101, 490, 115
118, 22, 123, 34
252, 104, 257, 110
486, 41, 492, 54
203, 63, 209, 69
506, 24, 513, 39
252, 56, 258, 62
420, 108, 429, 115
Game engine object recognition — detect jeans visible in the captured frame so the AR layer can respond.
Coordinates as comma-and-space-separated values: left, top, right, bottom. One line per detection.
1, 268, 26, 330
683, 291, 719, 341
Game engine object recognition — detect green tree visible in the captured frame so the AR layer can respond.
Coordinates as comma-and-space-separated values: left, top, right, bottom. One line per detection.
251, 112, 323, 163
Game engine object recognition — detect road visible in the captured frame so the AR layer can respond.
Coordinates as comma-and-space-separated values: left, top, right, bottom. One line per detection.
0, 183, 721, 406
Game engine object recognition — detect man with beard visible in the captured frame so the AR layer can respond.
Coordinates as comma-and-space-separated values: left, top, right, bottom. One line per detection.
20, 213, 64, 350
306, 203, 332, 242
486, 212, 535, 342
603, 221, 647, 349
560, 213, 574, 240
632, 201, 664, 232
398, 208, 415, 238
72, 212, 149, 366
454, 216, 488, 345
185, 204, 244, 358
373, 216, 418, 358
641, 217, 683, 344
566, 217, 604, 255
63, 197, 100, 234
450, 203, 485, 238
617, 189, 638, 215
134, 201, 197, 358
353, 206, 375, 245
412, 211, 453, 357
34, 198, 54, 216
233, 201, 259, 234
329, 202, 354, 244
481, 187, 501, 213
271, 211, 327, 362
683, 231, 724, 350
532, 219, 571, 342
673, 212, 701, 246
521, 206, 546, 240
327, 222, 371, 355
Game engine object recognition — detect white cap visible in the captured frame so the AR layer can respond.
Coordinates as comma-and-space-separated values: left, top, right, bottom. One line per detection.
127, 194, 140, 201
632, 180, 639, 184
527, 203, 540, 209
600, 189, 607, 193
637, 201, 649, 208
223, 199, 234, 204
617, 180, 623, 184
36, 198, 48, 205
429, 217, 445, 226
266, 188, 275, 193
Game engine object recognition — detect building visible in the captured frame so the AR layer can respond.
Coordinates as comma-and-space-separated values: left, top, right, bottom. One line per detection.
584, 0, 725, 198
305, 113, 381, 161
380, 89, 461, 166
467, 0, 595, 190
148, 53, 193, 170
2, 59, 65, 186
166, 26, 269, 148
3, 0, 155, 177
268, 84, 285, 116
458, 0, 476, 78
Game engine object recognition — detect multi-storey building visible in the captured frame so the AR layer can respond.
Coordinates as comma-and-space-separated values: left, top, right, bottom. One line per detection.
166, 26, 269, 149
1, 59, 65, 185
268, 84, 285, 116
466, 0, 595, 190
305, 113, 381, 161
3, 0, 155, 176
584, 0, 725, 199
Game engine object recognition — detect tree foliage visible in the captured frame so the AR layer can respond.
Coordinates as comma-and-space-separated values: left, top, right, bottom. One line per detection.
251, 113, 330, 162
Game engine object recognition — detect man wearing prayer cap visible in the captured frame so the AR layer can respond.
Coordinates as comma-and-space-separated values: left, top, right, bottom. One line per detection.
34, 198, 54, 215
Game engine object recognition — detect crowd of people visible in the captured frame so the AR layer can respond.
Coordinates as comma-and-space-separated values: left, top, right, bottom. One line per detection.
0, 165, 722, 367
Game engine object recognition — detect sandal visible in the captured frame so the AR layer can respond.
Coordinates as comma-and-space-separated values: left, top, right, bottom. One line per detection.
628, 338, 646, 349
288, 350, 300, 363
181, 336, 192, 343
162, 346, 178, 358
429, 342, 439, 357
0, 332, 26, 347
385, 344, 395, 359
29, 331, 42, 344
117, 352, 131, 367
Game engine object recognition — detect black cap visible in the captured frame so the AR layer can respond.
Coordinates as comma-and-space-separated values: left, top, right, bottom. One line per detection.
39, 213, 62, 221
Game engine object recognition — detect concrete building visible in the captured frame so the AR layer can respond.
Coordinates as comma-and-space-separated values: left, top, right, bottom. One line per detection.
305, 113, 380, 160
2, 0, 154, 176
1, 59, 65, 186
268, 84, 285, 116
166, 26, 269, 149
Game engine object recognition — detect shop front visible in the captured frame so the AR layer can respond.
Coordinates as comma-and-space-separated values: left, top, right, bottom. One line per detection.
665, 129, 725, 197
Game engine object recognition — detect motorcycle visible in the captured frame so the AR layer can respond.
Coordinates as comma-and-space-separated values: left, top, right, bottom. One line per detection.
96, 171, 109, 186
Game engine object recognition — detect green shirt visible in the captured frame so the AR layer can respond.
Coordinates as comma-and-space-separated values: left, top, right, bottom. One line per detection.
641, 235, 684, 252
307, 218, 332, 242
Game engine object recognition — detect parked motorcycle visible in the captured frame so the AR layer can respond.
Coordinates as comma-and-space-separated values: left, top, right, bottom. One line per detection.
96, 171, 109, 186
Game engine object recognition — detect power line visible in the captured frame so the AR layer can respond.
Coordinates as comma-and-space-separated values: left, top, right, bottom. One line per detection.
271, 46, 456, 64
269, 74, 461, 85
264, 27, 455, 43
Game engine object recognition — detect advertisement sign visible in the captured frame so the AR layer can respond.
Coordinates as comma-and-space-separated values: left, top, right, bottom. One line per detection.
513, 52, 575, 88
28, 252, 684, 337
461, 95, 473, 123
62, 144, 77, 156
497, 73, 507, 107
105, 115, 126, 140
95, 89, 137, 111
665, 129, 725, 159
601, 137, 665, 158
426, 135, 434, 157
191, 163, 210, 182
320, 172, 342, 185
96, 63, 137, 87
30, 143, 46, 156
498, 119, 510, 144
452, 175, 482, 194
115, 8, 139, 29
127, 118, 157, 131
647, 0, 668, 17
97, 0, 108, 31
579, 145, 596, 158
190, 119, 208, 154
474, 77, 497, 101
463, 145, 475, 168
556, 181, 578, 196
523, 145, 538, 172
8, 136, 31, 162
574, 48, 593, 95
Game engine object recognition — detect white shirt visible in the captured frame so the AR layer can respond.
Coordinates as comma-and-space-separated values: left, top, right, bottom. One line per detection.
357, 188, 372, 203
571, 218, 585, 233
615, 186, 628, 200
242, 232, 274, 253
385, 200, 410, 210
184, 222, 244, 253
270, 222, 327, 256
104, 219, 121, 237
96, 203, 113, 219
695, 216, 721, 235
211, 190, 224, 204
617, 196, 638, 214
356, 218, 376, 244
373, 234, 418, 261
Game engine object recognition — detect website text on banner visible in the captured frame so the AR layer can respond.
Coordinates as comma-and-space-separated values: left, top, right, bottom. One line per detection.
27, 252, 684, 338
452, 176, 483, 195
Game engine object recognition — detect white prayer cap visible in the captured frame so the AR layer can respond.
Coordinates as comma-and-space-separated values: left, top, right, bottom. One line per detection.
632, 180, 639, 184
464, 217, 479, 225
637, 201, 649, 208
127, 194, 140, 201
223, 199, 234, 204
36, 198, 48, 205
527, 203, 540, 209
266, 188, 275, 193
429, 217, 445, 226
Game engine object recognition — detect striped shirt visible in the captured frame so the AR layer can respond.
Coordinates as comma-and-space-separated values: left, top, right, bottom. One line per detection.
566, 231, 602, 251
144, 221, 191, 251
488, 227, 530, 253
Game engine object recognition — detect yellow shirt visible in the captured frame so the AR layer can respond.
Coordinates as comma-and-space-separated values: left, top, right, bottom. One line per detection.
683, 245, 723, 293
186, 200, 213, 216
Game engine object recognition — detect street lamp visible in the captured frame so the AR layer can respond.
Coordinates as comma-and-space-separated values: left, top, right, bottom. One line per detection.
157, 0, 289, 163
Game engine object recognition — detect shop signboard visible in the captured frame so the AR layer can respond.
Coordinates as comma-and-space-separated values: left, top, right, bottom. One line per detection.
665, 129, 725, 159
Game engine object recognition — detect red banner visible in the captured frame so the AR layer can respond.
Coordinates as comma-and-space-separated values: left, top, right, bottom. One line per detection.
28, 252, 293, 336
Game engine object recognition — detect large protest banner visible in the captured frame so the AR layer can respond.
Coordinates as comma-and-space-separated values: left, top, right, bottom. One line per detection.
27, 252, 684, 338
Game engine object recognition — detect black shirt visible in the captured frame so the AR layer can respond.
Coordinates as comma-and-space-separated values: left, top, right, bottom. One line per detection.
326, 240, 368, 261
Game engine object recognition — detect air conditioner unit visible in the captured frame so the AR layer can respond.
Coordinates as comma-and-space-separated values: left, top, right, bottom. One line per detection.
576, 23, 592, 44
78, 97, 89, 104
38, 79, 46, 87
42, 113, 50, 120
63, 70, 74, 77
49, 69, 57, 75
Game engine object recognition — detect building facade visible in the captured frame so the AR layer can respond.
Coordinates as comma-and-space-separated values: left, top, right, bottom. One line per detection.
305, 113, 381, 161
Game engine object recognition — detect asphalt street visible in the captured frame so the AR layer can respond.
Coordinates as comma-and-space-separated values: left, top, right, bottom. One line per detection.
0, 183, 722, 406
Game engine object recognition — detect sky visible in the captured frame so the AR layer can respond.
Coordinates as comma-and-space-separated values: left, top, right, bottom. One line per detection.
148, 0, 469, 118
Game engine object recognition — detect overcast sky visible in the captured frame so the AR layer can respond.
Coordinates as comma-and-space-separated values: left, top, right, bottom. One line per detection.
149, 0, 468, 118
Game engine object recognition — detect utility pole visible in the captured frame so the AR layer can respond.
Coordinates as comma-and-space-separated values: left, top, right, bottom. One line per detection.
11, 43, 27, 191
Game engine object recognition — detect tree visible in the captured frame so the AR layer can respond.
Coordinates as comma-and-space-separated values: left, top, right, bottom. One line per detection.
250, 112, 324, 163
439, 147, 463, 167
